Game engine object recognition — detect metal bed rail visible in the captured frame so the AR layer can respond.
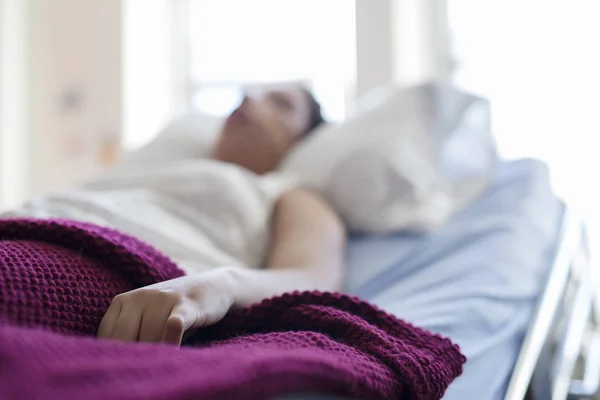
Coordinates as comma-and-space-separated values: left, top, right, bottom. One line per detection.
504, 206, 600, 400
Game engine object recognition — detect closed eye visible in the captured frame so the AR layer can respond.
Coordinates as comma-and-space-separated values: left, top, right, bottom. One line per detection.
270, 93, 294, 111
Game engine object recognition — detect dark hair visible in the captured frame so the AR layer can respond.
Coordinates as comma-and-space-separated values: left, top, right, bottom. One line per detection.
301, 87, 325, 137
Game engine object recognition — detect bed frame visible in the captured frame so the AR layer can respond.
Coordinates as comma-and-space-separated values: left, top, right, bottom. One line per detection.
505, 205, 600, 400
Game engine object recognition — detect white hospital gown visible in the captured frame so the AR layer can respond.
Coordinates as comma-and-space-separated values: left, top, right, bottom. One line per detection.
7, 159, 292, 275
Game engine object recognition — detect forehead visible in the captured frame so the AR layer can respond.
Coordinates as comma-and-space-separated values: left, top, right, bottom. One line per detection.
265, 87, 307, 103
247, 83, 308, 103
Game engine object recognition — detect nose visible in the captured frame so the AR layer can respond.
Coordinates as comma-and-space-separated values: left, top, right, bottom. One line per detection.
237, 95, 254, 110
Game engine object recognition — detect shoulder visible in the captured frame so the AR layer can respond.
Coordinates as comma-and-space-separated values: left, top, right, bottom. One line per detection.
275, 188, 345, 229
277, 187, 327, 206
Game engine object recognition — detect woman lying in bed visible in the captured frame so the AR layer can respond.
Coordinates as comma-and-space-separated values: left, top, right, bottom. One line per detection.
9, 86, 346, 345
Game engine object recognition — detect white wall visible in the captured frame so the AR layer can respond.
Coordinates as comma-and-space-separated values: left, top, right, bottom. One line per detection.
355, 0, 395, 98
354, 0, 448, 98
0, 0, 4, 209
0, 0, 29, 210
28, 0, 123, 196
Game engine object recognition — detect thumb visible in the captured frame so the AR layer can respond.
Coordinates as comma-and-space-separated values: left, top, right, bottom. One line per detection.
162, 302, 207, 345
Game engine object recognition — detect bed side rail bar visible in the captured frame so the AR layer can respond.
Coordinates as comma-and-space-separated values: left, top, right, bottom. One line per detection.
504, 207, 584, 400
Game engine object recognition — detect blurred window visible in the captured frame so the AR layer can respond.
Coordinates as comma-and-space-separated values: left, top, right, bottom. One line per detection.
446, 0, 600, 219
186, 0, 356, 121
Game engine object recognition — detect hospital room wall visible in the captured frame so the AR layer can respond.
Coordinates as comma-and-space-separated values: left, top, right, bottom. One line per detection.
0, 0, 29, 210
355, 0, 448, 97
0, 0, 123, 208
0, 0, 441, 211
27, 0, 123, 197
0, 0, 5, 205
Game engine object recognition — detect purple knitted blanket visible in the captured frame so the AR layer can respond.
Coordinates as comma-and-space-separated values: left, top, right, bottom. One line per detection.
0, 218, 465, 400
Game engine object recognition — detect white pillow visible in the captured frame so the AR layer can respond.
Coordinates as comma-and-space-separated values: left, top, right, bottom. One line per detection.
278, 82, 495, 234
125, 113, 222, 166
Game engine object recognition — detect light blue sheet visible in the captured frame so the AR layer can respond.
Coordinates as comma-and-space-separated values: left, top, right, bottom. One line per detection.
283, 159, 562, 400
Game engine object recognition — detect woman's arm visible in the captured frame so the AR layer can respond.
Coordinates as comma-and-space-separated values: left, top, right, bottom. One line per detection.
97, 188, 346, 344
228, 188, 347, 308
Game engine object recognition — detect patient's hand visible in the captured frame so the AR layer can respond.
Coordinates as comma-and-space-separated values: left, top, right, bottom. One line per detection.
97, 268, 236, 346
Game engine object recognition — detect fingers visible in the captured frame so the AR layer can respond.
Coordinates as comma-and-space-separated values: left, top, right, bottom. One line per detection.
111, 301, 143, 342
97, 291, 198, 346
138, 301, 174, 343
162, 302, 204, 346
98, 292, 167, 343
96, 281, 218, 346
162, 314, 185, 346
97, 296, 123, 338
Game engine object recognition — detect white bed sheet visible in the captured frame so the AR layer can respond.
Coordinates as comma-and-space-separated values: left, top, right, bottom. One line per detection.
282, 159, 563, 400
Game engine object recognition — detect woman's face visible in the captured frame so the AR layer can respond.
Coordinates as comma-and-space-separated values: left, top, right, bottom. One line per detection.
212, 86, 313, 174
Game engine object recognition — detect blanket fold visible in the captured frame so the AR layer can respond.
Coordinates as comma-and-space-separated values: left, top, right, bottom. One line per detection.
0, 218, 465, 400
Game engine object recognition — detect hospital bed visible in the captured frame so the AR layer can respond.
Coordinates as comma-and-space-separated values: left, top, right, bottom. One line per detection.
281, 159, 599, 400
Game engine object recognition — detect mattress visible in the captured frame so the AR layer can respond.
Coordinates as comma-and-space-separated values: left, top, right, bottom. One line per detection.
282, 159, 563, 400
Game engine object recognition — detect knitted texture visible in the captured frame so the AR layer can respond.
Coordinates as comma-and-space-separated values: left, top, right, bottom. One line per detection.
0, 218, 466, 400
